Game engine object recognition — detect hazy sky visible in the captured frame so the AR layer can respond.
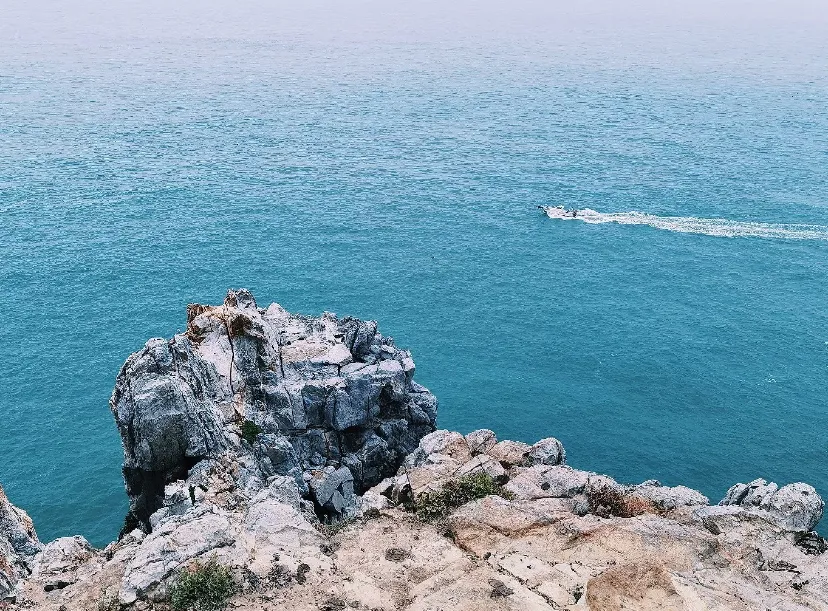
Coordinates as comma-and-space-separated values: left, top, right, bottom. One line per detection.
2, 1, 826, 81
4, 0, 827, 40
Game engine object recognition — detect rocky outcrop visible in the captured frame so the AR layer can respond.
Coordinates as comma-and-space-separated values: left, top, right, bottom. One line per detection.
0, 484, 42, 600
110, 290, 437, 529
3, 293, 826, 610
6, 429, 827, 610
717, 478, 824, 532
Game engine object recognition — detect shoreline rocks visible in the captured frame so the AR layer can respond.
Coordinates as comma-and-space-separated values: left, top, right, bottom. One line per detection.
718, 478, 824, 532
0, 485, 41, 600
1, 291, 826, 609
3, 432, 827, 610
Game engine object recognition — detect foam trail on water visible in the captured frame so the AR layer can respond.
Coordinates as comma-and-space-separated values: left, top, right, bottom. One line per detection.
568, 209, 828, 241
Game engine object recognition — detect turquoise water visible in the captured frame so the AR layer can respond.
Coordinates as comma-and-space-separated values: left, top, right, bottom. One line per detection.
1, 1, 827, 546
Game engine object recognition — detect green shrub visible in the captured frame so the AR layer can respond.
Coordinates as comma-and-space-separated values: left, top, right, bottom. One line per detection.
170, 558, 235, 611
240, 420, 262, 445
415, 473, 513, 522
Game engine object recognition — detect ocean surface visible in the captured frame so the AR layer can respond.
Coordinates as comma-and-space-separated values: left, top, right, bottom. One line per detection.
1, 0, 827, 546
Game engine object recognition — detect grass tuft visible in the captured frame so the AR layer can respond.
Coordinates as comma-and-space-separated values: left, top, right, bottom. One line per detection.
170, 558, 235, 611
414, 473, 513, 522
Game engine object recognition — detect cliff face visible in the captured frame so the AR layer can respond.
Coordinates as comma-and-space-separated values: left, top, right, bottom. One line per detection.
109, 290, 437, 530
1, 292, 827, 610
0, 485, 41, 600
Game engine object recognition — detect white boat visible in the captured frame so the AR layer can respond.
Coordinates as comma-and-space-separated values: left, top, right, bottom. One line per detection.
538, 205, 579, 219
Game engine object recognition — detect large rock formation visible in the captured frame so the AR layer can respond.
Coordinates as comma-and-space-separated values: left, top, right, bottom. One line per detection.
4, 429, 827, 610
0, 485, 42, 600
2, 292, 826, 609
109, 290, 437, 530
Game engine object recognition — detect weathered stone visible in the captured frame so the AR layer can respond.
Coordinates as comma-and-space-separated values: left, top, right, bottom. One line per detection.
694, 505, 752, 535
0, 484, 41, 599
721, 478, 778, 507
719, 479, 824, 532
418, 430, 471, 463
357, 491, 390, 514
525, 437, 566, 466
455, 456, 508, 484
33, 536, 94, 579
506, 465, 592, 501
110, 290, 437, 527
632, 482, 709, 510
465, 429, 497, 455
309, 467, 355, 515
487, 440, 531, 468
760, 483, 824, 532
6, 430, 828, 611
400, 455, 462, 499
120, 505, 235, 604
585, 474, 624, 495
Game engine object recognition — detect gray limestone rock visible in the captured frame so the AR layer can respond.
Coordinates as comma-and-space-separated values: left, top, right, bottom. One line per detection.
417, 430, 471, 463
456, 455, 508, 484
525, 437, 566, 466
0, 484, 42, 600
719, 479, 824, 532
505, 465, 590, 500
32, 536, 95, 592
110, 290, 437, 528
765, 483, 825, 532
309, 467, 355, 515
465, 429, 497, 456
120, 504, 235, 604
633, 482, 709, 510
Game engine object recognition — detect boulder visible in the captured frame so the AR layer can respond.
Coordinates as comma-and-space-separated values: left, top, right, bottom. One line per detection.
487, 440, 531, 468
32, 536, 95, 592
455, 455, 508, 484
309, 467, 356, 515
632, 483, 709, 511
506, 466, 591, 500
418, 430, 471, 463
465, 429, 497, 455
33, 536, 94, 578
719, 479, 824, 532
758, 483, 823, 532
720, 478, 778, 507
110, 290, 437, 527
120, 505, 235, 603
525, 437, 566, 466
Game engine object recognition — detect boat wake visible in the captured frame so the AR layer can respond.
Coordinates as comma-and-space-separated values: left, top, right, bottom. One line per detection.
553, 208, 828, 241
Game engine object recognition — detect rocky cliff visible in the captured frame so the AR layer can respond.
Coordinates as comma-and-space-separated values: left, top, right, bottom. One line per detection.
0, 485, 41, 600
109, 289, 437, 531
1, 291, 826, 610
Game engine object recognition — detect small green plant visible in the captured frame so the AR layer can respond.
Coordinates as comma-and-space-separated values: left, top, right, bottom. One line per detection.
314, 515, 356, 537
415, 473, 513, 522
170, 558, 235, 611
240, 420, 262, 445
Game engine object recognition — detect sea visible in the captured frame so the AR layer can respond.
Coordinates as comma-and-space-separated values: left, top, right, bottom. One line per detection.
1, 0, 826, 546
